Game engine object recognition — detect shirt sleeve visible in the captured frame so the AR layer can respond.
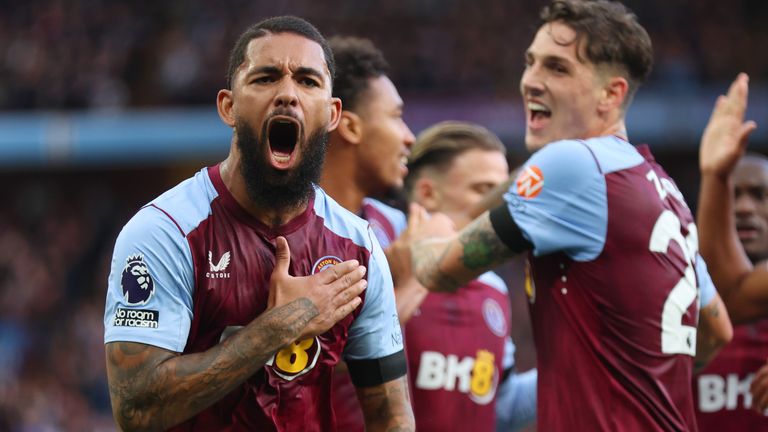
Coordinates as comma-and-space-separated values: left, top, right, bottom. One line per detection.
696, 254, 716, 308
495, 368, 537, 431
344, 226, 404, 360
103, 205, 195, 352
501, 140, 608, 261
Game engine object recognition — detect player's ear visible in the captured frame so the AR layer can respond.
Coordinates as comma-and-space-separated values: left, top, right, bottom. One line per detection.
217, 89, 236, 128
335, 110, 363, 145
326, 97, 343, 132
599, 75, 629, 113
413, 177, 441, 212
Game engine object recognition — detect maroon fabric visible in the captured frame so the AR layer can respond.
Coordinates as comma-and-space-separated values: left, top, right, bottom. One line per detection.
360, 200, 399, 248
330, 200, 401, 431
404, 278, 511, 432
528, 147, 698, 431
693, 320, 768, 430
169, 165, 369, 432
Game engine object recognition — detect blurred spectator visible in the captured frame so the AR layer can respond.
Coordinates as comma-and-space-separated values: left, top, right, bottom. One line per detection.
0, 0, 765, 110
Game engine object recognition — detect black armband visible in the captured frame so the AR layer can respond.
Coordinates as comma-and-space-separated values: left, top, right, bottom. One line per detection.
347, 350, 407, 388
489, 205, 532, 254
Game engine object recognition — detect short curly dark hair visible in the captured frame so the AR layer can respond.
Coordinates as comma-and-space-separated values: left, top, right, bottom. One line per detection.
540, 0, 653, 106
226, 16, 334, 90
328, 36, 389, 112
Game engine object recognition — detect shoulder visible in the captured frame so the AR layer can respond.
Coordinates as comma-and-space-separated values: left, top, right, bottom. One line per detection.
313, 186, 375, 251
578, 136, 645, 174
518, 139, 603, 197
520, 136, 645, 194
116, 168, 216, 255
144, 167, 219, 237
362, 198, 406, 227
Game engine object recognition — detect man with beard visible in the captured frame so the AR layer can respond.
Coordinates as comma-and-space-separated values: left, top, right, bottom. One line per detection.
103, 16, 414, 431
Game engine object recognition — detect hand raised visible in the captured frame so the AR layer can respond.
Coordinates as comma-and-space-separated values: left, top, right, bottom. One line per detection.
700, 73, 758, 178
268, 236, 367, 339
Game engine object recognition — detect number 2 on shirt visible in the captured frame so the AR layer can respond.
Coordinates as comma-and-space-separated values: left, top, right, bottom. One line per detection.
649, 210, 699, 357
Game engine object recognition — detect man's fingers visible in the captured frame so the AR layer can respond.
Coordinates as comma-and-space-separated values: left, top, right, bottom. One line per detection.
332, 296, 363, 323
750, 364, 768, 412
316, 259, 360, 283
739, 120, 758, 146
273, 236, 291, 276
334, 278, 367, 305
707, 95, 727, 122
727, 73, 749, 113
753, 381, 768, 413
407, 202, 425, 233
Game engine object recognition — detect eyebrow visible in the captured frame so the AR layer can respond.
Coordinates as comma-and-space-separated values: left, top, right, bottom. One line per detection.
294, 66, 325, 81
526, 50, 574, 66
245, 65, 327, 83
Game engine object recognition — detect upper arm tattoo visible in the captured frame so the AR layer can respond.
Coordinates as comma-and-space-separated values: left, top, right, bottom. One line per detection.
356, 376, 414, 432
412, 213, 513, 293
458, 214, 514, 270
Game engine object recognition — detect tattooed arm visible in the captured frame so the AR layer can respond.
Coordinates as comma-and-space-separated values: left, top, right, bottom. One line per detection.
357, 376, 415, 432
106, 237, 367, 431
107, 300, 316, 431
694, 293, 733, 370
412, 211, 517, 292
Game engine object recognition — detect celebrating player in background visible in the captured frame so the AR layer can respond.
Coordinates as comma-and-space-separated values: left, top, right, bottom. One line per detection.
697, 74, 763, 323
694, 74, 768, 415
411, 1, 730, 429
320, 35, 426, 431
694, 153, 768, 429
103, 17, 414, 431
321, 36, 427, 322
404, 121, 536, 431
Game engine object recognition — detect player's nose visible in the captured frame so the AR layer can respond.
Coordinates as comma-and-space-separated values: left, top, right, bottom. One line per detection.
403, 122, 415, 148
273, 80, 299, 108
520, 67, 545, 97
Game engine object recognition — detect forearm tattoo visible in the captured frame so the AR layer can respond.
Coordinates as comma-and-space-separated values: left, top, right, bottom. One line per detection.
357, 377, 414, 432
412, 238, 464, 292
412, 214, 513, 293
106, 298, 318, 431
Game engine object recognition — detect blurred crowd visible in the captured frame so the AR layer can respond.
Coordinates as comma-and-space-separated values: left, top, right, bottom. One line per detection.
0, 169, 178, 431
0, 0, 766, 110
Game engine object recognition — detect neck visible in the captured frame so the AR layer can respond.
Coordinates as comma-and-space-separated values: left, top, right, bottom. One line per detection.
220, 149, 309, 227
320, 146, 366, 214
594, 117, 628, 141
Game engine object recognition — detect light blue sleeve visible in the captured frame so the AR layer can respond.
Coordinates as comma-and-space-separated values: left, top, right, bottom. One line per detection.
502, 337, 516, 371
503, 140, 608, 261
495, 368, 537, 431
696, 254, 716, 307
103, 206, 194, 352
343, 226, 404, 360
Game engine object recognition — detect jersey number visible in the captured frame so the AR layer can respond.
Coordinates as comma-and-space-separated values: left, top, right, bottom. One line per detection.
649, 210, 698, 356
265, 336, 321, 381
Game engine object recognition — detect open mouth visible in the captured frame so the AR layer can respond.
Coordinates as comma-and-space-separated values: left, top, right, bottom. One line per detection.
527, 101, 551, 128
267, 117, 300, 167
